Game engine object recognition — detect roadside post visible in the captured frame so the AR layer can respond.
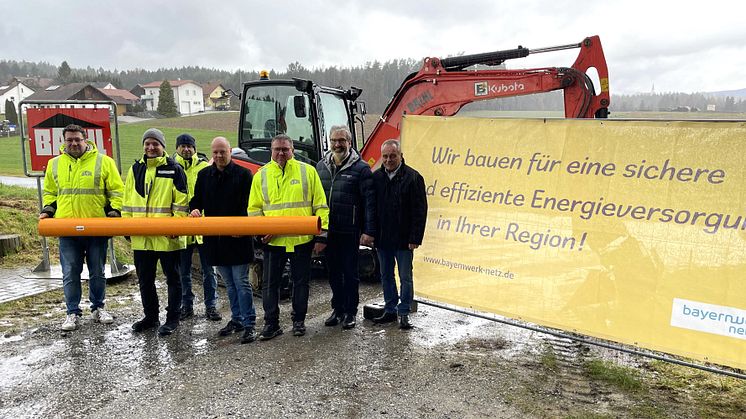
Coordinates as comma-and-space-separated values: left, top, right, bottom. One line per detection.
18, 99, 131, 279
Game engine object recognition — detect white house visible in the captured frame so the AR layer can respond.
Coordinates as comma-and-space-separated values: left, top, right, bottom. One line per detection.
140, 80, 204, 115
0, 80, 35, 112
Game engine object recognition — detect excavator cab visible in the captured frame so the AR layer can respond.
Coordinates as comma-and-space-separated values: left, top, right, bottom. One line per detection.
236, 77, 364, 173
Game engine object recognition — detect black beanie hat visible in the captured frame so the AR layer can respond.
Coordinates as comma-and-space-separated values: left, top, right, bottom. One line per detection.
176, 133, 196, 148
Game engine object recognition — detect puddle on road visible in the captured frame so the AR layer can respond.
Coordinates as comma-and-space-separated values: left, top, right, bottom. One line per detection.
0, 340, 67, 389
407, 303, 555, 359
0, 320, 225, 398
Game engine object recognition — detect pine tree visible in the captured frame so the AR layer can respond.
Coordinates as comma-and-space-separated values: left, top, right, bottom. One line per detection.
4, 99, 18, 125
58, 60, 71, 82
156, 80, 178, 117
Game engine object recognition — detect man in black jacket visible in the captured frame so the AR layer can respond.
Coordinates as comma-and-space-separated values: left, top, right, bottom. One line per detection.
372, 139, 427, 329
189, 137, 257, 344
316, 125, 376, 329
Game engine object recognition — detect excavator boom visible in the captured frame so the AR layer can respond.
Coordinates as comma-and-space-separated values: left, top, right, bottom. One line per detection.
360, 35, 610, 166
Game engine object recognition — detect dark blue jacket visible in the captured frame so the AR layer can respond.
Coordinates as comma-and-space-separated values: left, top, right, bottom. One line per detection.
373, 160, 427, 250
316, 149, 376, 237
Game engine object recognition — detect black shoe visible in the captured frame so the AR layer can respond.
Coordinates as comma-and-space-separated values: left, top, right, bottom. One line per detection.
158, 321, 178, 336
373, 311, 398, 324
205, 307, 222, 322
399, 314, 413, 330
241, 327, 257, 344
324, 311, 343, 327
259, 324, 283, 341
342, 314, 356, 329
218, 320, 245, 336
131, 317, 159, 332
292, 321, 306, 336
179, 306, 194, 320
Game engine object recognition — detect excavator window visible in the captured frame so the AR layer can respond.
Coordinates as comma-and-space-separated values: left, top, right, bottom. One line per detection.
318, 92, 353, 149
240, 84, 315, 164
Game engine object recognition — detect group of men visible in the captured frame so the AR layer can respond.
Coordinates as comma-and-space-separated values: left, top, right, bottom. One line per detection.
41, 123, 427, 343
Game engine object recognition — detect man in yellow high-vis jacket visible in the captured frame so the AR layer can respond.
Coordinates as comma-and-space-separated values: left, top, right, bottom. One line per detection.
173, 133, 220, 322
122, 128, 189, 336
248, 134, 329, 340
40, 124, 124, 332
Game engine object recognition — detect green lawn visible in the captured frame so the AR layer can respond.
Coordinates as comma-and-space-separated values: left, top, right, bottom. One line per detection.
0, 117, 235, 176
115, 122, 234, 174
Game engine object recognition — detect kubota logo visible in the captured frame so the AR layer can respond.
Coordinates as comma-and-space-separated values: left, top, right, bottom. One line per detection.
474, 81, 526, 96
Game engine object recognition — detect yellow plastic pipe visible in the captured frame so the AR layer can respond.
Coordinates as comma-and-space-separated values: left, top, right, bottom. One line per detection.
38, 216, 321, 237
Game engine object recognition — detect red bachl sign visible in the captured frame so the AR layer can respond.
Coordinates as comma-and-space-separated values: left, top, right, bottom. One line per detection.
27, 108, 112, 172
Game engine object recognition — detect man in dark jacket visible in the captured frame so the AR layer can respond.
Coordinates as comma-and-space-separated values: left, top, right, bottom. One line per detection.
372, 139, 427, 329
316, 125, 376, 329
189, 137, 257, 344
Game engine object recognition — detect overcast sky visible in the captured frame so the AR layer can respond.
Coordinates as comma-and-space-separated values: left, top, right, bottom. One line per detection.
2, 0, 744, 94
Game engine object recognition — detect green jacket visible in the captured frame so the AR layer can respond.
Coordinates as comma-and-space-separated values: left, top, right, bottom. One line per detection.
248, 158, 329, 251
122, 153, 189, 251
42, 141, 123, 218
175, 153, 210, 245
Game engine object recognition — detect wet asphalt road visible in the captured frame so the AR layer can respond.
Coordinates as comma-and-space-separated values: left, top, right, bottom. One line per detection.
0, 278, 533, 418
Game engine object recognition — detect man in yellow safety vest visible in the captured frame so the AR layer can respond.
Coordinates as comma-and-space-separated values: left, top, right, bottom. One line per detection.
40, 124, 124, 332
248, 134, 329, 340
173, 133, 220, 322
122, 128, 189, 336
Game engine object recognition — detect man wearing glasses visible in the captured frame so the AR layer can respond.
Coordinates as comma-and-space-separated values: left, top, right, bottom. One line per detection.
40, 124, 124, 331
315, 125, 376, 330
248, 134, 329, 340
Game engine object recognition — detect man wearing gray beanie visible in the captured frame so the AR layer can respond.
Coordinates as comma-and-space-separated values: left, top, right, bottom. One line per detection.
123, 127, 189, 336
142, 128, 166, 148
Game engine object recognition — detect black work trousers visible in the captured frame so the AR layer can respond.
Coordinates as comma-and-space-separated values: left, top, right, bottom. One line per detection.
326, 232, 360, 316
133, 249, 182, 323
262, 241, 313, 326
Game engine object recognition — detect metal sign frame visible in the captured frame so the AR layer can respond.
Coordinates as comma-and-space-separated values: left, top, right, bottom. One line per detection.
17, 100, 129, 277
19, 99, 122, 176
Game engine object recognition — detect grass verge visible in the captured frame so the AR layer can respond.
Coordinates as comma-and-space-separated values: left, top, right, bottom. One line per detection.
0, 184, 132, 268
584, 359, 644, 392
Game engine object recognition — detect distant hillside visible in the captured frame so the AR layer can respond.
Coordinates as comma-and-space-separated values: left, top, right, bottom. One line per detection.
706, 88, 746, 98
3, 58, 746, 113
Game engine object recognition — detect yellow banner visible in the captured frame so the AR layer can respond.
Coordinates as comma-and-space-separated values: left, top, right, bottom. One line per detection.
402, 115, 746, 370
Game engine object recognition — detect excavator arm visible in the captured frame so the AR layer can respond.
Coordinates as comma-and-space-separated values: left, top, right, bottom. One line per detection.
361, 35, 610, 166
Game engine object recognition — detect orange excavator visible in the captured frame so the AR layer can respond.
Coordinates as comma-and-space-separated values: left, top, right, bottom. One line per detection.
231, 35, 610, 283
232, 35, 609, 173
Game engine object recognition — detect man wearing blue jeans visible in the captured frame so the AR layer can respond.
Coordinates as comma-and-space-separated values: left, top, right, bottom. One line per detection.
179, 245, 219, 319
40, 124, 124, 331
174, 133, 220, 321
215, 264, 255, 342
372, 139, 428, 329
190, 137, 257, 344
58, 237, 110, 326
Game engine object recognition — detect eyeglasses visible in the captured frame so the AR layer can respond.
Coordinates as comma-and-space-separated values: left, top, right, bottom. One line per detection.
329, 138, 348, 144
